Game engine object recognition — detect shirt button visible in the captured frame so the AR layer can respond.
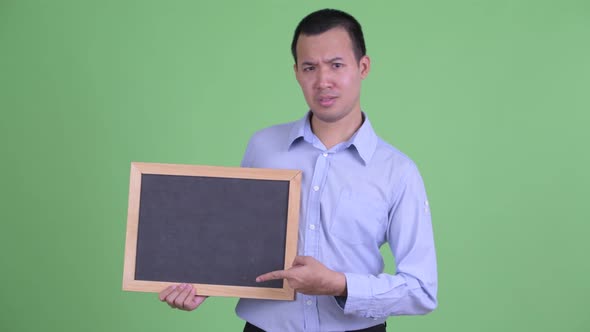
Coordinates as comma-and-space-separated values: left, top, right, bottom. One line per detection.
322, 153, 328, 157
309, 224, 316, 230
306, 300, 312, 306
313, 185, 319, 191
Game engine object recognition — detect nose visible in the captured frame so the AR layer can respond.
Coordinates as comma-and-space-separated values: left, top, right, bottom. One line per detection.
315, 66, 333, 90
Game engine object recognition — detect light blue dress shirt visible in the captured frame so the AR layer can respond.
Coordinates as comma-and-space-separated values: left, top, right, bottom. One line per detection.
236, 112, 437, 332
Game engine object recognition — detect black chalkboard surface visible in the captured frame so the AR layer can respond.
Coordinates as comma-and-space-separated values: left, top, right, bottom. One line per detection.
122, 162, 301, 300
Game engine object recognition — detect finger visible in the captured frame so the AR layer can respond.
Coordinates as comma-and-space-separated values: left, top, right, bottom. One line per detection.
182, 287, 197, 310
174, 284, 192, 310
189, 296, 207, 310
165, 284, 186, 307
159, 284, 178, 302
256, 269, 289, 282
184, 287, 207, 311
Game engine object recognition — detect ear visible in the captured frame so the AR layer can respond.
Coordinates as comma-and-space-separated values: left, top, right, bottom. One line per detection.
359, 55, 371, 79
293, 63, 303, 84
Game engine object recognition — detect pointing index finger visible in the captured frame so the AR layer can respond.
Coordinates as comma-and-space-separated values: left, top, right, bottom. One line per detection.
256, 269, 289, 282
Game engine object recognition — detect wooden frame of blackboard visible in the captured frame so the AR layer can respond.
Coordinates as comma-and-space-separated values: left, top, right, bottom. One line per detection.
122, 162, 301, 300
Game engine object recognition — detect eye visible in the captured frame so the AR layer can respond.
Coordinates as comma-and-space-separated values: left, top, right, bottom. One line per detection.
303, 66, 315, 72
332, 63, 344, 69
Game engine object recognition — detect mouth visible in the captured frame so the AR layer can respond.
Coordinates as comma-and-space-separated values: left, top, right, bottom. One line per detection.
318, 95, 337, 107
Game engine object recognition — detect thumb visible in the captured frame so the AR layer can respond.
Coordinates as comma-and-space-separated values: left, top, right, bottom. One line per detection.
292, 255, 310, 266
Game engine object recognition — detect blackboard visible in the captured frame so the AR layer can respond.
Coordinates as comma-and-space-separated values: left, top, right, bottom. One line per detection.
122, 162, 301, 300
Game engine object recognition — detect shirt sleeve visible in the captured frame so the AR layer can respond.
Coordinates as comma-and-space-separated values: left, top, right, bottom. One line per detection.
341, 164, 438, 318
240, 135, 255, 168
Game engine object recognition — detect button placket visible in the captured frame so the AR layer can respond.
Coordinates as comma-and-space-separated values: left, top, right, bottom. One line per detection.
302, 152, 328, 332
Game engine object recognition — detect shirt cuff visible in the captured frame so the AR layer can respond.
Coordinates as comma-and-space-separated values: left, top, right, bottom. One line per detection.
341, 272, 373, 316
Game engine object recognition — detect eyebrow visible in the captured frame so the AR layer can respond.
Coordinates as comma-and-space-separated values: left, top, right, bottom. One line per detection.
300, 57, 344, 66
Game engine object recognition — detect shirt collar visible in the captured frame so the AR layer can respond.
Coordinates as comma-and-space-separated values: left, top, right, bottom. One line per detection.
287, 111, 378, 166
342, 112, 378, 165
287, 113, 308, 147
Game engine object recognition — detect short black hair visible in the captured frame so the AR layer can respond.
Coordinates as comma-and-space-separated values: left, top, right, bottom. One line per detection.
291, 8, 366, 64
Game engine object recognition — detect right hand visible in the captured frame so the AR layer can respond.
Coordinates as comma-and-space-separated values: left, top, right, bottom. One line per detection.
158, 283, 207, 311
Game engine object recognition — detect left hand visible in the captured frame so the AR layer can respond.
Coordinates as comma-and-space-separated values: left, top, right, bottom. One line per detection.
256, 256, 347, 296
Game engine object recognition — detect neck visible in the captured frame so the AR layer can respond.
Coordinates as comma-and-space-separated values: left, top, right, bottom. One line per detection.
310, 111, 363, 150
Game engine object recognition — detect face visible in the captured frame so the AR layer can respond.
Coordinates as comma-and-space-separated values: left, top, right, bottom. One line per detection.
294, 27, 370, 125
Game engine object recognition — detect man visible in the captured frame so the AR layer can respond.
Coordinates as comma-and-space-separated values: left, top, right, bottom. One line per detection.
159, 8, 438, 332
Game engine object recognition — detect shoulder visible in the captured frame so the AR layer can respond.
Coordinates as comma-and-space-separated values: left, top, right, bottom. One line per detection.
241, 119, 300, 167
369, 136, 427, 193
374, 138, 419, 172
247, 120, 297, 148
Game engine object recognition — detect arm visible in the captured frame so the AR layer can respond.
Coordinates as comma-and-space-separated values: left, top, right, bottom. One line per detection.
342, 165, 438, 317
257, 165, 437, 318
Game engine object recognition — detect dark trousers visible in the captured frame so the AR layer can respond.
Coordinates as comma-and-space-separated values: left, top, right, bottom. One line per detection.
244, 321, 386, 332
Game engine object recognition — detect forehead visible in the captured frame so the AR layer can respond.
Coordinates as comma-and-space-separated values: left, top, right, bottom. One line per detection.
295, 28, 354, 61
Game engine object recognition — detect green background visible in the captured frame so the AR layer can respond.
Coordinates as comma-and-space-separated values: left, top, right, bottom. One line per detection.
1, 0, 589, 331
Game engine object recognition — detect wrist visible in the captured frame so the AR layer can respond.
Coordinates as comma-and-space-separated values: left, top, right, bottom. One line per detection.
332, 272, 347, 296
